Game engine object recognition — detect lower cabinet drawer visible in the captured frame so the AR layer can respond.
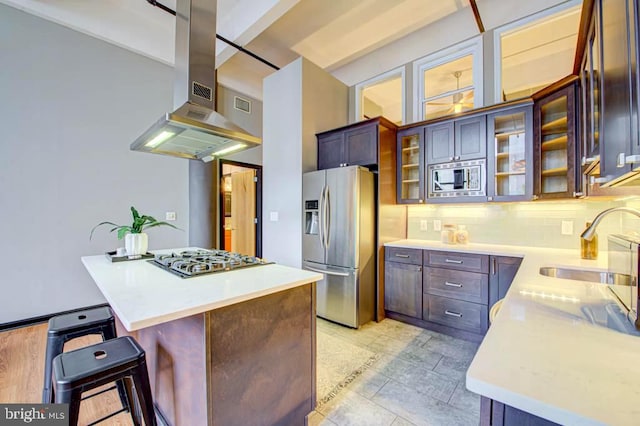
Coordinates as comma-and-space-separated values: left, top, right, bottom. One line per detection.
424, 267, 488, 305
425, 251, 489, 273
385, 247, 422, 265
423, 294, 488, 334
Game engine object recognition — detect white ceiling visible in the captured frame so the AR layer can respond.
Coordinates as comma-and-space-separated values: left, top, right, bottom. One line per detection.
0, 0, 579, 100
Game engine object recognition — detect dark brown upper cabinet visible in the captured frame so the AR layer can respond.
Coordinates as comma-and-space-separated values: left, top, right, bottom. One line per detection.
426, 115, 486, 165
533, 80, 579, 199
575, 0, 640, 187
486, 103, 534, 202
580, 1, 602, 169
397, 126, 426, 204
317, 117, 397, 170
317, 132, 344, 170
597, 0, 640, 185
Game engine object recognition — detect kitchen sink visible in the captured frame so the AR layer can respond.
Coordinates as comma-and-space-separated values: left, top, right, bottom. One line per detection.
539, 267, 632, 286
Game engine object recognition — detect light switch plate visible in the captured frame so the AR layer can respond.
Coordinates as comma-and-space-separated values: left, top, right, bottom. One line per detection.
561, 220, 574, 235
269, 211, 279, 222
165, 212, 176, 221
433, 220, 442, 231
420, 220, 428, 231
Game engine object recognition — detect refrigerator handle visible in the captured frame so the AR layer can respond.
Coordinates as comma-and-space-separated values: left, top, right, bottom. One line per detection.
325, 185, 331, 251
304, 265, 350, 277
318, 185, 325, 250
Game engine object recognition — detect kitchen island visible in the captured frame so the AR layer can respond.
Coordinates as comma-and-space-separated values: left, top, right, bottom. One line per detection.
81, 248, 322, 426
386, 240, 640, 426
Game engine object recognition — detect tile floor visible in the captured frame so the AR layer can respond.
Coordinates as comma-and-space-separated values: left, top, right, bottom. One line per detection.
312, 318, 481, 426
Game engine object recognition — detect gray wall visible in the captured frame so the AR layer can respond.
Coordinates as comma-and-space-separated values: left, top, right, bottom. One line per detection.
262, 58, 348, 267
218, 85, 263, 165
0, 4, 189, 324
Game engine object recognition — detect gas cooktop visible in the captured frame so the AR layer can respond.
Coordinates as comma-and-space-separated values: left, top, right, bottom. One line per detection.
150, 249, 272, 278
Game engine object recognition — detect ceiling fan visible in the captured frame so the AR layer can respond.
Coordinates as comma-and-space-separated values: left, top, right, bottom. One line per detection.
427, 71, 474, 114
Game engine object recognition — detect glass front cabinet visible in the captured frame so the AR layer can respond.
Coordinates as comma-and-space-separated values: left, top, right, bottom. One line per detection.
396, 127, 425, 204
533, 83, 578, 199
486, 104, 534, 201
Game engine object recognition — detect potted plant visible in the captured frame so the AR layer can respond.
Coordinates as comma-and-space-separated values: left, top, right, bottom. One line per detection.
90, 206, 179, 255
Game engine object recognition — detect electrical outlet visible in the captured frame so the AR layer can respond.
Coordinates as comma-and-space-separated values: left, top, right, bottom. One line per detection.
561, 220, 574, 235
420, 220, 428, 231
433, 220, 442, 231
269, 211, 279, 222
165, 212, 176, 221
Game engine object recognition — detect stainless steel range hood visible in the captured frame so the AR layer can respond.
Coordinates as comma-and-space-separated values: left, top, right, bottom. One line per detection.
131, 0, 260, 162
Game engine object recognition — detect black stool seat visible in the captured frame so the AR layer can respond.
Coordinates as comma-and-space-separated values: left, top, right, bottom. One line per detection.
53, 336, 156, 426
47, 307, 115, 336
42, 307, 126, 406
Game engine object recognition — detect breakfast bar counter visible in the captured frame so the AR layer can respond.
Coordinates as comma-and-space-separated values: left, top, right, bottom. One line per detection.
82, 248, 322, 426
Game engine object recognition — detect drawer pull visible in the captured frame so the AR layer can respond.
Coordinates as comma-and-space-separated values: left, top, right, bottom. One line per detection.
445, 310, 463, 318
445, 259, 463, 264
395, 254, 410, 258
444, 281, 462, 288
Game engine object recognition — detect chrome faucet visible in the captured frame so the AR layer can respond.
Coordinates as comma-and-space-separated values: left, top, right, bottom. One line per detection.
581, 207, 640, 241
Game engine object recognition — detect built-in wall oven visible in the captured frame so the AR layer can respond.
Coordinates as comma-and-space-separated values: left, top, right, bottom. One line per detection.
428, 159, 486, 198
608, 234, 640, 329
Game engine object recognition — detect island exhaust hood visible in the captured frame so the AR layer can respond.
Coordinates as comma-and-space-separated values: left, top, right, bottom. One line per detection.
130, 0, 261, 162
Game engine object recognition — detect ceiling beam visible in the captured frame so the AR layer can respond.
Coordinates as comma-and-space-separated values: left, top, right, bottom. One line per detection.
469, 0, 485, 33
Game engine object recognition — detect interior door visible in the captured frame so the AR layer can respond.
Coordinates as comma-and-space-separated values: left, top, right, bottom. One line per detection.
230, 169, 256, 256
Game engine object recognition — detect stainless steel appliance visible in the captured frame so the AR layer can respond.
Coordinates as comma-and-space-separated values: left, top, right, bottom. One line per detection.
130, 0, 260, 162
608, 234, 640, 329
302, 166, 375, 328
150, 249, 271, 278
428, 159, 486, 198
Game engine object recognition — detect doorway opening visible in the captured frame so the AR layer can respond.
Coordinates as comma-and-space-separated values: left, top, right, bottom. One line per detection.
218, 160, 262, 257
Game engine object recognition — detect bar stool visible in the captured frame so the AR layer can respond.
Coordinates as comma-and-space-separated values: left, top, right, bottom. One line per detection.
53, 336, 156, 426
42, 306, 127, 407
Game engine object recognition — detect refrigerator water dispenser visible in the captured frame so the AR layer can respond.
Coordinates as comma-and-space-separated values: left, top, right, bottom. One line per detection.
305, 200, 319, 235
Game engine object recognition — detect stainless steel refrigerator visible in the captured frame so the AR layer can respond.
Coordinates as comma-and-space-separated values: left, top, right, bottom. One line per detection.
302, 166, 375, 328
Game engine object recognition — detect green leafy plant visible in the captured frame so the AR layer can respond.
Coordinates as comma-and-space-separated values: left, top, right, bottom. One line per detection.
90, 206, 180, 240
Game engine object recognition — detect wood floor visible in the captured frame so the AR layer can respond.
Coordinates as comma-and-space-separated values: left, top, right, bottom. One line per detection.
0, 322, 135, 425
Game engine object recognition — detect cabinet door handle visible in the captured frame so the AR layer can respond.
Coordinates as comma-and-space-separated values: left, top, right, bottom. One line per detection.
625, 154, 640, 164
445, 259, 463, 264
491, 257, 497, 275
445, 310, 462, 318
444, 281, 462, 288
395, 254, 410, 258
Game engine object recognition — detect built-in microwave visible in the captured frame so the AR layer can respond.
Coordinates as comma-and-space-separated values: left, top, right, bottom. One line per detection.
608, 234, 640, 329
428, 159, 486, 198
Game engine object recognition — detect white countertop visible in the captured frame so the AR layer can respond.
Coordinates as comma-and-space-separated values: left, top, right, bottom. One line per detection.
386, 239, 640, 426
81, 248, 322, 332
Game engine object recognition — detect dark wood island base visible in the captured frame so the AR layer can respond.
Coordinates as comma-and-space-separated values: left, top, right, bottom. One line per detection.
118, 283, 316, 426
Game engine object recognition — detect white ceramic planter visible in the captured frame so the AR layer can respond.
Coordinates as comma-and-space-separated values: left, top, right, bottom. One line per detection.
125, 232, 148, 255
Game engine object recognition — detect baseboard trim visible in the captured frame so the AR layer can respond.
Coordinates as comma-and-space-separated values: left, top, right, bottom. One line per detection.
0, 303, 110, 332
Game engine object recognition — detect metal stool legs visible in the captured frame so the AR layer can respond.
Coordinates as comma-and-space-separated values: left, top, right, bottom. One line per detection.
42, 307, 128, 411
53, 336, 156, 426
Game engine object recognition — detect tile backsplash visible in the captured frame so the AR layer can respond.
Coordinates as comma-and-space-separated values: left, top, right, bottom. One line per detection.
407, 197, 640, 250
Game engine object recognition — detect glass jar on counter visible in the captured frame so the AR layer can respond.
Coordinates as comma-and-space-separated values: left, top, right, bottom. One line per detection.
455, 225, 469, 244
580, 221, 598, 259
441, 224, 457, 244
